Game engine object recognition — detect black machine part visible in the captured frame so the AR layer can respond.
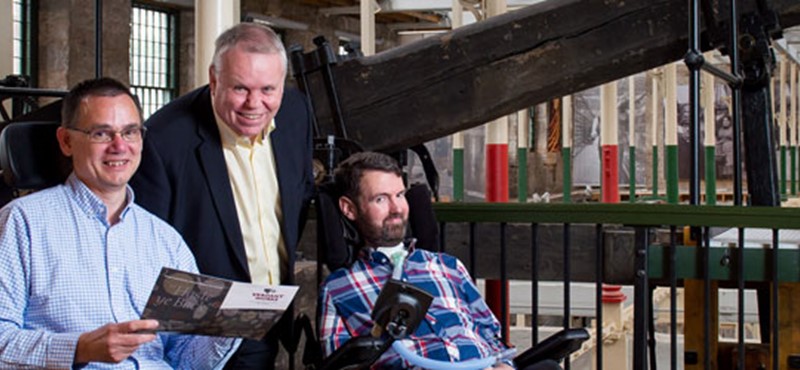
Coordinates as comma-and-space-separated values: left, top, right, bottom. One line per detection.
371, 279, 434, 340
512, 328, 590, 367
315, 336, 389, 370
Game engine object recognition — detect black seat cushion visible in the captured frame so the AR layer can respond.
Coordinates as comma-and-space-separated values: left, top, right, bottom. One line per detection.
0, 121, 71, 190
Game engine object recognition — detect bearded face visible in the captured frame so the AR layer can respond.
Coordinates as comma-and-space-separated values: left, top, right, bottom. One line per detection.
340, 170, 409, 247
355, 205, 407, 247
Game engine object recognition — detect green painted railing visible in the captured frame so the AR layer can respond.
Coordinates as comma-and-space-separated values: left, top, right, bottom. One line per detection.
432, 202, 800, 283
648, 245, 800, 283
433, 202, 800, 229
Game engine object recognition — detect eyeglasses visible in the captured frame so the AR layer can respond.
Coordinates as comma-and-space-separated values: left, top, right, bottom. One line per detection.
67, 126, 147, 143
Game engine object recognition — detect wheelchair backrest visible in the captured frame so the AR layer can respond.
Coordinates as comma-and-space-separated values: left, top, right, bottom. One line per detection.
0, 121, 71, 205
315, 181, 439, 273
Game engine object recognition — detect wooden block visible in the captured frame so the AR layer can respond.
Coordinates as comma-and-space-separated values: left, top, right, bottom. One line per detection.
684, 279, 719, 370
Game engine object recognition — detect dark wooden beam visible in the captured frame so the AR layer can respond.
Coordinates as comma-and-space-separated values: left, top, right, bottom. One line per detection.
306, 0, 800, 151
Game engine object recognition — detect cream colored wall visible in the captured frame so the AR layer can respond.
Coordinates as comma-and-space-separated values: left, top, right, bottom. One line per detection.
0, 0, 12, 77
0, 0, 13, 116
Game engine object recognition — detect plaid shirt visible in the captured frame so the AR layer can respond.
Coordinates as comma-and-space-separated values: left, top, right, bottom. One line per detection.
319, 241, 509, 369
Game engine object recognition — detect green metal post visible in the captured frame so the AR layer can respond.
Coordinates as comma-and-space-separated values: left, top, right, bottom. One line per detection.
666, 145, 678, 204
705, 146, 716, 205
652, 145, 659, 199
563, 147, 572, 203
781, 145, 787, 197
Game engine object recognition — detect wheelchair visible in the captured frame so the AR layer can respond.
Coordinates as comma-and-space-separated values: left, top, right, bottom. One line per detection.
304, 178, 590, 370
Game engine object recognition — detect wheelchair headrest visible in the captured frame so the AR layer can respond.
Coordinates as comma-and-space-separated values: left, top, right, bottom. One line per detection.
405, 184, 439, 249
316, 182, 360, 272
316, 182, 439, 272
0, 121, 71, 190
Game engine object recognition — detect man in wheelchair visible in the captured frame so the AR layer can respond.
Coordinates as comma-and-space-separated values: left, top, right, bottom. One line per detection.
318, 152, 515, 369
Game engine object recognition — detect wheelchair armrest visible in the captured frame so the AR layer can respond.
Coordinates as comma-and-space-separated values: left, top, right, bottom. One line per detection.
513, 328, 589, 368
318, 336, 389, 370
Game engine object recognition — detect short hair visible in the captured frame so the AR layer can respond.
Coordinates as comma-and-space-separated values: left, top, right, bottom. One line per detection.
334, 152, 403, 202
211, 22, 287, 75
60, 77, 142, 128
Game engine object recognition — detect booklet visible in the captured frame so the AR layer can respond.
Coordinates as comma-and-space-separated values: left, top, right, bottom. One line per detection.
141, 267, 299, 340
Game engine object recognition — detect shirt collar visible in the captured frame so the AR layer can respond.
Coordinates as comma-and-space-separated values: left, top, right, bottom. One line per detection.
65, 173, 134, 223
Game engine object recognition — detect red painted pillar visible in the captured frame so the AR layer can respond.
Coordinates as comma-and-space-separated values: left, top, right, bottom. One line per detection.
486, 144, 509, 202
485, 116, 509, 340
601, 82, 620, 203
601, 145, 620, 203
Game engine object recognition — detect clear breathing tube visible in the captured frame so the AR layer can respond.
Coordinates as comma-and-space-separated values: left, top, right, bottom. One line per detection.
392, 340, 517, 370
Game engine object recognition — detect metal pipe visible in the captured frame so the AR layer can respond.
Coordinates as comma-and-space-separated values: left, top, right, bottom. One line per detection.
648, 286, 657, 370
686, 0, 701, 207
738, 227, 746, 370
289, 47, 321, 137
703, 227, 711, 370
670, 226, 677, 370
500, 222, 508, 343
595, 224, 603, 370
730, 0, 743, 206
530, 223, 539, 346
632, 227, 649, 370
772, 229, 779, 370
313, 37, 348, 139
563, 223, 571, 370
701, 61, 742, 85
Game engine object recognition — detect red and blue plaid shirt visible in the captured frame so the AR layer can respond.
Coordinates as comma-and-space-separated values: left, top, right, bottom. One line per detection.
319, 241, 510, 369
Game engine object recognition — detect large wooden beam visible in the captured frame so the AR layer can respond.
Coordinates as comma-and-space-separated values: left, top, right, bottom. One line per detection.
307, 0, 800, 151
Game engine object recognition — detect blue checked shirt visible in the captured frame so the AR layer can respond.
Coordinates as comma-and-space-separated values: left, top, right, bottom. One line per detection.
319, 241, 510, 369
0, 174, 238, 369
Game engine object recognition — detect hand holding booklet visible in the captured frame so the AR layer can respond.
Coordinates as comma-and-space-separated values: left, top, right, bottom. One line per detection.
141, 267, 299, 340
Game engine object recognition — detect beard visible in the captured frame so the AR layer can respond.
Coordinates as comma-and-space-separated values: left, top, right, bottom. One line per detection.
359, 213, 408, 247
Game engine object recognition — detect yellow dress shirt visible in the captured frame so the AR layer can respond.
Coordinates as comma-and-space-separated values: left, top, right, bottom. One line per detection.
214, 115, 287, 286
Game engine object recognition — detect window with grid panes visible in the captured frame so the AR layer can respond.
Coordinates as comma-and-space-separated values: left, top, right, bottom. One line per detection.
12, 0, 30, 76
130, 4, 177, 118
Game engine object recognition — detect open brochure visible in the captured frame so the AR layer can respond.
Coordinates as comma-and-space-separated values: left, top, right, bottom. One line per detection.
141, 267, 299, 340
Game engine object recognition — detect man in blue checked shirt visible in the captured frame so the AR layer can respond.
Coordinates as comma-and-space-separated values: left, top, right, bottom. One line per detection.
319, 152, 514, 369
0, 77, 238, 369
